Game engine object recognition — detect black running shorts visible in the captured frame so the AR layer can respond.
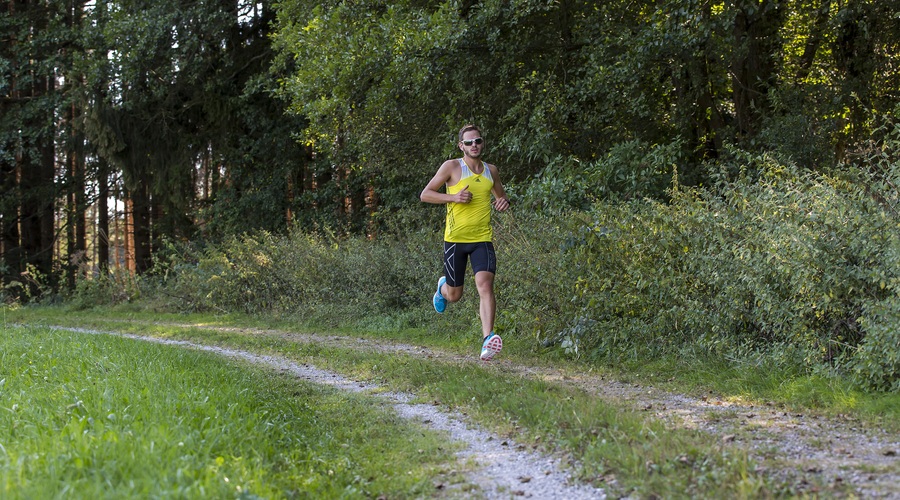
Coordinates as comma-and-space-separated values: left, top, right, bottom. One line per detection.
442, 241, 496, 287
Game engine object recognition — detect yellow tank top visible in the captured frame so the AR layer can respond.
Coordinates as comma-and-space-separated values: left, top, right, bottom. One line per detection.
445, 159, 494, 243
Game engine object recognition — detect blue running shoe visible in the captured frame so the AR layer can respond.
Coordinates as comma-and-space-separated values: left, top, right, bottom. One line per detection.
433, 276, 447, 313
480, 332, 503, 361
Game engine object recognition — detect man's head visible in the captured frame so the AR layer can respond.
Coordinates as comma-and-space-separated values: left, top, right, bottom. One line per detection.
458, 124, 484, 158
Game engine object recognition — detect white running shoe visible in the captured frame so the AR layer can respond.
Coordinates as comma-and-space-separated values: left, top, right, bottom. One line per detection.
480, 332, 503, 361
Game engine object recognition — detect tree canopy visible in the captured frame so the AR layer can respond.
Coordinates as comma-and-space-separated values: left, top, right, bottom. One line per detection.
274, 0, 899, 183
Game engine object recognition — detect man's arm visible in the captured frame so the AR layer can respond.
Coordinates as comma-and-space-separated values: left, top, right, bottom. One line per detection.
489, 164, 510, 212
421, 160, 471, 204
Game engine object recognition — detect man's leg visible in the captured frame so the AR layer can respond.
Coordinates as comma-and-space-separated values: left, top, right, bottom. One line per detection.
442, 241, 465, 303
434, 276, 463, 312
476, 271, 503, 361
474, 271, 495, 339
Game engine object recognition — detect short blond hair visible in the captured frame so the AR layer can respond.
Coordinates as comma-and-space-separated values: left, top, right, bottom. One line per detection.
458, 124, 482, 142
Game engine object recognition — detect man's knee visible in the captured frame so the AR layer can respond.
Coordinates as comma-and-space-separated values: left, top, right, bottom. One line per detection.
444, 285, 464, 302
474, 272, 495, 294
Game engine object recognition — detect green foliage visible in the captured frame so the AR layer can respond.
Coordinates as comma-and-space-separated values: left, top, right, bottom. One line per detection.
270, 0, 900, 211
843, 112, 900, 391
855, 295, 900, 392
757, 87, 839, 170
567, 148, 900, 391
65, 270, 142, 310
587, 139, 684, 201
492, 210, 581, 341
2, 264, 56, 304
518, 155, 595, 213
154, 209, 441, 321
516, 140, 683, 215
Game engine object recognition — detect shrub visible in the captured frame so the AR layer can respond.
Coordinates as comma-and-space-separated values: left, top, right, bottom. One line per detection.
67, 269, 142, 310
585, 139, 683, 202
157, 207, 442, 322
567, 149, 900, 390
492, 209, 583, 341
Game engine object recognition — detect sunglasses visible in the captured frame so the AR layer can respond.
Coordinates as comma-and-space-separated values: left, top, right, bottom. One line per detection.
461, 137, 484, 146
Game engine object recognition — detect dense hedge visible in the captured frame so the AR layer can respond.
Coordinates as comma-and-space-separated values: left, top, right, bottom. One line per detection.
568, 158, 899, 391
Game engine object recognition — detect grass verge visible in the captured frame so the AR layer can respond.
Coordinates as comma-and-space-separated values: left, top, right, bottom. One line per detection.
0, 321, 459, 498
6, 304, 899, 497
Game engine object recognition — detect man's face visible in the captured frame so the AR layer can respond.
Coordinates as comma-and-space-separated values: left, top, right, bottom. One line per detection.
459, 130, 484, 158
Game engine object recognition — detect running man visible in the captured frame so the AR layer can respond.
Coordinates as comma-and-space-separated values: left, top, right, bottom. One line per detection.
420, 124, 511, 361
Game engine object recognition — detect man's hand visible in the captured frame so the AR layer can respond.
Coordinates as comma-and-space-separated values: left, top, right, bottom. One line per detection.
493, 196, 510, 212
453, 186, 472, 203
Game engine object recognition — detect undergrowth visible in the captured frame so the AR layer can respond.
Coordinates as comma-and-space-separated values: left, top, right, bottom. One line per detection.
58, 142, 900, 393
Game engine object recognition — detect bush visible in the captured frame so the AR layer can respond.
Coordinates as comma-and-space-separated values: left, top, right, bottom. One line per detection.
492, 209, 583, 342
567, 149, 900, 390
585, 139, 683, 202
156, 207, 442, 323
67, 269, 142, 310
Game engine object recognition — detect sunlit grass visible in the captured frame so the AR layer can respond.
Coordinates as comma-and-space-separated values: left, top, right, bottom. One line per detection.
3, 306, 786, 497
7, 304, 898, 497
615, 347, 900, 432
0, 323, 457, 498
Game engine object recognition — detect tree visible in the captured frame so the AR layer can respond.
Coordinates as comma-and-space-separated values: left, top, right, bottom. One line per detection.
82, 0, 304, 271
0, 0, 66, 293
273, 0, 899, 204
63, 0, 89, 288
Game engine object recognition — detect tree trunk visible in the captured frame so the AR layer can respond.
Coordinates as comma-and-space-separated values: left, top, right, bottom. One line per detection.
833, 0, 877, 144
97, 159, 110, 274
5, 0, 57, 292
732, 0, 785, 139
796, 0, 832, 82
19, 74, 56, 284
66, 101, 87, 288
673, 0, 724, 167
128, 181, 153, 274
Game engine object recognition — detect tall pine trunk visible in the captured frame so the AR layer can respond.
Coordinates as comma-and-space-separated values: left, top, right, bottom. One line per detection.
18, 76, 56, 288
65, 101, 87, 288
97, 159, 110, 274
128, 180, 153, 274
4, 0, 57, 294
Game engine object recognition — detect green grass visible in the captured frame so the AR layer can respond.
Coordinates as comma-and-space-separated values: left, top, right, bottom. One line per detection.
0, 322, 459, 498
6, 304, 900, 497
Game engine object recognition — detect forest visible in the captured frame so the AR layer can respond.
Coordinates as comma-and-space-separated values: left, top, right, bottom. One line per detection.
3, 1, 900, 388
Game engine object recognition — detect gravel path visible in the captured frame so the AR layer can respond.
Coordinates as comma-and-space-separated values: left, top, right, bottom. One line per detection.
54, 323, 900, 498
56, 326, 605, 499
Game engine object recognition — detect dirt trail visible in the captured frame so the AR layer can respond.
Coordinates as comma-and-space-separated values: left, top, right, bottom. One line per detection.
54, 325, 604, 498
59, 323, 899, 498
